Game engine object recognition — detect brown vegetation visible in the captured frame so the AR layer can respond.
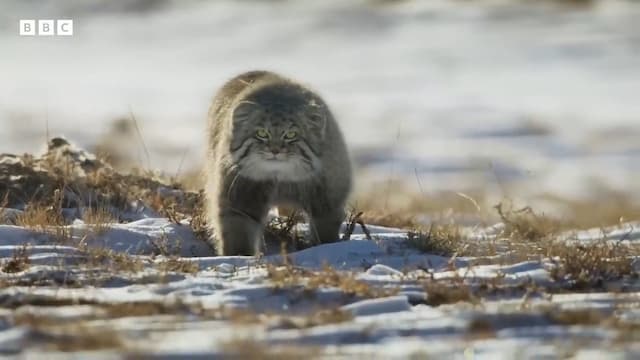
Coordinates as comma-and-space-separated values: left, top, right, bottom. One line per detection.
545, 240, 638, 290
1, 244, 31, 273
407, 223, 466, 256
267, 263, 396, 299
221, 339, 319, 360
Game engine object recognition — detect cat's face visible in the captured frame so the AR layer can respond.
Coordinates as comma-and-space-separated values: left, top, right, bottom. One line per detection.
229, 91, 326, 181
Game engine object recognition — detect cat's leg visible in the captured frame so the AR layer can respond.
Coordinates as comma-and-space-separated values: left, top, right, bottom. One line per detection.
216, 207, 265, 256
308, 207, 345, 245
211, 174, 273, 256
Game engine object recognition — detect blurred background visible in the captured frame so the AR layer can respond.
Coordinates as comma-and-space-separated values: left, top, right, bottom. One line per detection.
1, 0, 639, 215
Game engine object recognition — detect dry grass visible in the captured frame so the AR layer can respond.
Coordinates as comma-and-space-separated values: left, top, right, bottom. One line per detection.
272, 308, 353, 329
0, 192, 9, 223
267, 263, 396, 299
14, 205, 70, 243
419, 267, 479, 306
149, 233, 183, 256
1, 294, 99, 308
354, 180, 640, 232
221, 339, 320, 360
155, 257, 199, 274
495, 201, 561, 242
81, 246, 145, 273
407, 223, 466, 256
9, 300, 262, 353
32, 325, 125, 352
545, 307, 607, 326
98, 300, 197, 318
13, 189, 70, 243
545, 240, 638, 290
1, 137, 205, 243
9, 298, 257, 323
264, 211, 306, 251
357, 210, 418, 229
81, 244, 200, 276
148, 225, 210, 265
544, 306, 640, 342
466, 317, 497, 340
424, 281, 477, 306
1, 244, 31, 273
81, 206, 116, 235
542, 188, 640, 229
341, 210, 372, 241
353, 183, 490, 227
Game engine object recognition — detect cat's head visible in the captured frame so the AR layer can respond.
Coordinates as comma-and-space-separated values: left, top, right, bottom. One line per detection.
229, 85, 327, 181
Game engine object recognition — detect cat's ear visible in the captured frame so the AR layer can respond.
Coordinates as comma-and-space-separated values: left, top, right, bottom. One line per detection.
232, 101, 260, 123
306, 109, 327, 135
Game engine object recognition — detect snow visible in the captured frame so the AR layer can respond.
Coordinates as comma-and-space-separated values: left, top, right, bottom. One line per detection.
341, 296, 411, 317
0, 215, 638, 357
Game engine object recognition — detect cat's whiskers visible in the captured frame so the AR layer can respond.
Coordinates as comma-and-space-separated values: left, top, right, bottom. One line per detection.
226, 166, 242, 200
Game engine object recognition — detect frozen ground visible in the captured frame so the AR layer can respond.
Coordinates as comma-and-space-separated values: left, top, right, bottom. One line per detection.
0, 213, 639, 358
1, 0, 640, 199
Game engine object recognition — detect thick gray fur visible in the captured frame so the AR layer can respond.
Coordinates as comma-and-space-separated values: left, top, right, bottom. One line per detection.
205, 71, 352, 255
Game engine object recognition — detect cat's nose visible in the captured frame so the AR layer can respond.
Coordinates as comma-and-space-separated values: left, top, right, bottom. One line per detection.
270, 147, 281, 155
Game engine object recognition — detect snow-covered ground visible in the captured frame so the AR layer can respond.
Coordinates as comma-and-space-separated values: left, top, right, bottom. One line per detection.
1, 0, 640, 200
1, 215, 639, 358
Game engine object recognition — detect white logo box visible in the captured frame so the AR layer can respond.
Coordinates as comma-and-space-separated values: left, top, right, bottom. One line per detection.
19, 19, 73, 36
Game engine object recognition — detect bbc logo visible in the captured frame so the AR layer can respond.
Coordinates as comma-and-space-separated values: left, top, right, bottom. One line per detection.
19, 20, 73, 36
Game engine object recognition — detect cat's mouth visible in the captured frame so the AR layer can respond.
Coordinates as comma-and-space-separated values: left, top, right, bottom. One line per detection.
263, 153, 289, 161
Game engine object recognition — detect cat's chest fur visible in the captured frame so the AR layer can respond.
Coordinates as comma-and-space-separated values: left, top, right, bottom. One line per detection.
231, 175, 325, 208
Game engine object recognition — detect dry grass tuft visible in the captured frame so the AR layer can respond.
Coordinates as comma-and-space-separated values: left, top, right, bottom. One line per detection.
545, 308, 606, 326
81, 206, 116, 235
1, 294, 99, 309
98, 300, 193, 318
495, 202, 561, 242
14, 206, 70, 243
542, 187, 640, 229
1, 244, 31, 273
274, 308, 353, 329
358, 210, 418, 229
1, 138, 206, 245
10, 297, 261, 326
34, 325, 125, 352
189, 190, 211, 244
221, 339, 319, 360
155, 257, 199, 274
466, 317, 496, 339
341, 210, 372, 241
353, 183, 490, 224
545, 240, 638, 290
407, 223, 466, 256
149, 235, 199, 274
306, 265, 389, 298
14, 189, 70, 242
149, 233, 183, 257
0, 192, 9, 223
101, 301, 258, 323
423, 280, 477, 306
264, 211, 306, 251
81, 246, 145, 273
267, 263, 395, 299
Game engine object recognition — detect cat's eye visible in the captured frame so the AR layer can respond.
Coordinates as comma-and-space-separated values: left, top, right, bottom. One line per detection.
284, 130, 297, 140
255, 128, 270, 139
